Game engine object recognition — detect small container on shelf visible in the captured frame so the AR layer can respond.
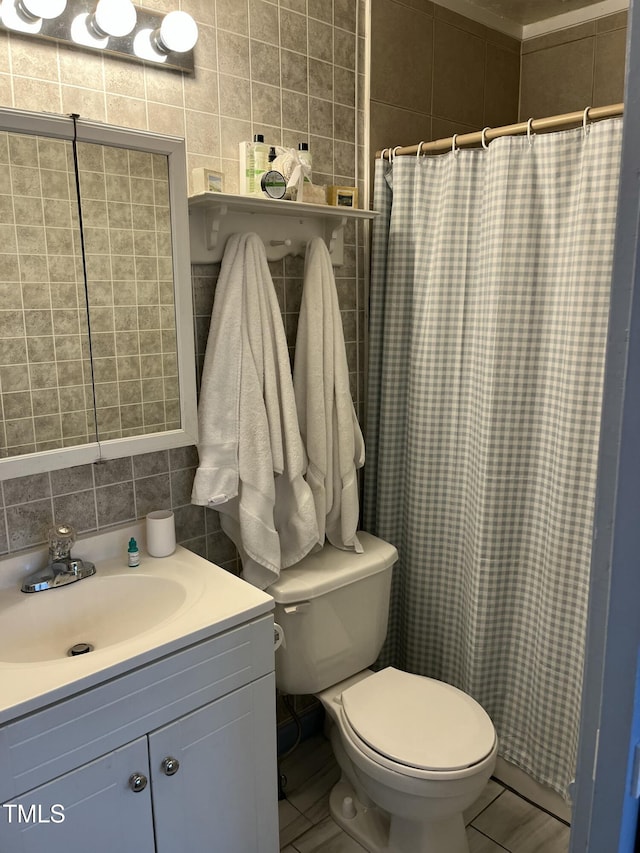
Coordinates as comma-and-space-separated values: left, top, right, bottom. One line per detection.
191, 167, 225, 194
326, 185, 359, 208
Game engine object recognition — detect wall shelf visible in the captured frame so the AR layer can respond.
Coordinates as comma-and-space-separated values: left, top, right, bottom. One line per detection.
188, 192, 377, 265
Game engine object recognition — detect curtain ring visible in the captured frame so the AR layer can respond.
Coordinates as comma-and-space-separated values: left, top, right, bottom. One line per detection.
380, 148, 388, 160
481, 127, 490, 150
391, 145, 402, 161
451, 134, 459, 155
583, 106, 591, 136
526, 117, 534, 145
386, 147, 393, 162
416, 141, 425, 158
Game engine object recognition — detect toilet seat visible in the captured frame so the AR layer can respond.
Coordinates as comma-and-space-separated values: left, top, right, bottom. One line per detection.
340, 667, 496, 776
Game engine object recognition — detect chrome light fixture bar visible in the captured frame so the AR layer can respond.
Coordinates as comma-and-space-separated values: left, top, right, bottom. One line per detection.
0, 0, 198, 72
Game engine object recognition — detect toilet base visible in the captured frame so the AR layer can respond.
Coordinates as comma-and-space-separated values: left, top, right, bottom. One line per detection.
329, 777, 470, 853
330, 778, 389, 852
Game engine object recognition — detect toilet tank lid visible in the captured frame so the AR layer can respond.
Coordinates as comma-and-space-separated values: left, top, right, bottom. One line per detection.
266, 533, 398, 604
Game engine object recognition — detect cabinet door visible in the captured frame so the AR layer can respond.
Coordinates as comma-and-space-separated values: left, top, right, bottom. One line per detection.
150, 673, 278, 853
0, 737, 154, 853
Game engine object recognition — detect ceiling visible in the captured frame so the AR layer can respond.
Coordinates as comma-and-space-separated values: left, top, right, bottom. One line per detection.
466, 0, 618, 25
439, 0, 629, 38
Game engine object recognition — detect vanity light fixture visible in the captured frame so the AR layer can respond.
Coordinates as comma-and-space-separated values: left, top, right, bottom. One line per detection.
0, 0, 198, 72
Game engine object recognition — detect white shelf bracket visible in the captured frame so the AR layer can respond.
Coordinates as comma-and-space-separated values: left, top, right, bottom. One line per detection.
205, 204, 227, 252
328, 216, 348, 257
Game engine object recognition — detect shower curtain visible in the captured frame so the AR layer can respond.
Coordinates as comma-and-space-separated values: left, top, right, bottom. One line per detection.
364, 119, 623, 799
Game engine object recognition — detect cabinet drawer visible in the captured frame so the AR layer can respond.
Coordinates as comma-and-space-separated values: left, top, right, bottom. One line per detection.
0, 615, 274, 801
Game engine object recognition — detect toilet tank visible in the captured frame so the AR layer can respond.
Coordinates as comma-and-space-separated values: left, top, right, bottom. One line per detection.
266, 532, 397, 695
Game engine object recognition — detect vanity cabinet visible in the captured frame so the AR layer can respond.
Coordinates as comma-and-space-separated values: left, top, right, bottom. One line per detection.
0, 615, 278, 853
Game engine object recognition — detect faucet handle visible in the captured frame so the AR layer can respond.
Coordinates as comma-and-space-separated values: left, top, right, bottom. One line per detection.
48, 523, 76, 560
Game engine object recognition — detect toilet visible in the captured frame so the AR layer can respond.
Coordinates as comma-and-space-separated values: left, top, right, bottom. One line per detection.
267, 532, 497, 853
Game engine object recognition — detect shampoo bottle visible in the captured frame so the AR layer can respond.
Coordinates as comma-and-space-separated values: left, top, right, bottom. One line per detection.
239, 134, 270, 194
253, 134, 269, 177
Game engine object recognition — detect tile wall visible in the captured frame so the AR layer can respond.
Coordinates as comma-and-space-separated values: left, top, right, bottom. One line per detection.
370, 0, 521, 166
0, 0, 629, 731
79, 143, 180, 442
0, 136, 179, 458
371, 3, 628, 170
520, 11, 627, 119
0, 133, 94, 457
0, 0, 626, 556
0, 0, 365, 569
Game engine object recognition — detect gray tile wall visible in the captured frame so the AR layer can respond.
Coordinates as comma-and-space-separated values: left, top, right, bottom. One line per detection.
370, 0, 521, 165
0, 0, 365, 575
520, 11, 627, 119
1, 1, 625, 572
371, 4, 627, 164
0, 215, 362, 571
0, 446, 238, 571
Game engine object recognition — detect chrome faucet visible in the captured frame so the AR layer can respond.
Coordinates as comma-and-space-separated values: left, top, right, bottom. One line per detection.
21, 523, 96, 593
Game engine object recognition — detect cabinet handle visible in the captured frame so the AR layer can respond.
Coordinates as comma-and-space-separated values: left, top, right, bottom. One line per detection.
162, 757, 180, 776
129, 773, 148, 793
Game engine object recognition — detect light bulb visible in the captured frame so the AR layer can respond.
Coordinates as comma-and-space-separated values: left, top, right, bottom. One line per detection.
70, 12, 107, 47
93, 0, 136, 38
156, 10, 198, 53
0, 0, 42, 32
133, 27, 167, 63
17, 0, 66, 20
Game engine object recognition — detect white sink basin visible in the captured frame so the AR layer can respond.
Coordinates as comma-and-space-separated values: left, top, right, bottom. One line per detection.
0, 522, 274, 724
0, 574, 187, 663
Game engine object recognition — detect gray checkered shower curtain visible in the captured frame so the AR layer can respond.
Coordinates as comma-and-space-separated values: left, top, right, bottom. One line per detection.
364, 120, 623, 799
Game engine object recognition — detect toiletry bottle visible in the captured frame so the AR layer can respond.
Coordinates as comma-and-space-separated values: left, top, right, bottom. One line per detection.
239, 139, 255, 194
253, 134, 269, 181
239, 134, 270, 194
128, 537, 140, 568
253, 137, 274, 196
297, 142, 312, 201
298, 142, 312, 181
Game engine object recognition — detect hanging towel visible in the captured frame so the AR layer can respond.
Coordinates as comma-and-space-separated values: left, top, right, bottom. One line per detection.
192, 232, 318, 588
294, 236, 365, 553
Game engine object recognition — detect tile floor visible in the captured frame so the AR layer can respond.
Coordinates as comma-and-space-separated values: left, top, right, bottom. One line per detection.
278, 735, 571, 853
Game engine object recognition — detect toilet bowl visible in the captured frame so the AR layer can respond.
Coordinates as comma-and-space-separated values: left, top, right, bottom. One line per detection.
317, 668, 497, 853
267, 533, 498, 853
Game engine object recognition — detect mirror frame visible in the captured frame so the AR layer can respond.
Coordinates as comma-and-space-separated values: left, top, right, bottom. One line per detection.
0, 107, 197, 477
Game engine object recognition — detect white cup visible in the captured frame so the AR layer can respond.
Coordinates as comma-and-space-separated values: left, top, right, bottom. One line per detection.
146, 510, 176, 558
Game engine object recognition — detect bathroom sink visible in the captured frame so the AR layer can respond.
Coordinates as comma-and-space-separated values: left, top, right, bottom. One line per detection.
0, 574, 187, 663
0, 523, 274, 724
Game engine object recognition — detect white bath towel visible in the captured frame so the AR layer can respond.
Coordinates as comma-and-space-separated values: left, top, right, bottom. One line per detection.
294, 236, 365, 552
192, 233, 318, 588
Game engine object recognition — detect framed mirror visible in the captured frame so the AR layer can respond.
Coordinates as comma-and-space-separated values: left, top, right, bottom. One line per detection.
0, 107, 197, 477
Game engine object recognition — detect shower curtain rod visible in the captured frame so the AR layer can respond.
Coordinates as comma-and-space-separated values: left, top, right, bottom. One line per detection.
375, 102, 624, 159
